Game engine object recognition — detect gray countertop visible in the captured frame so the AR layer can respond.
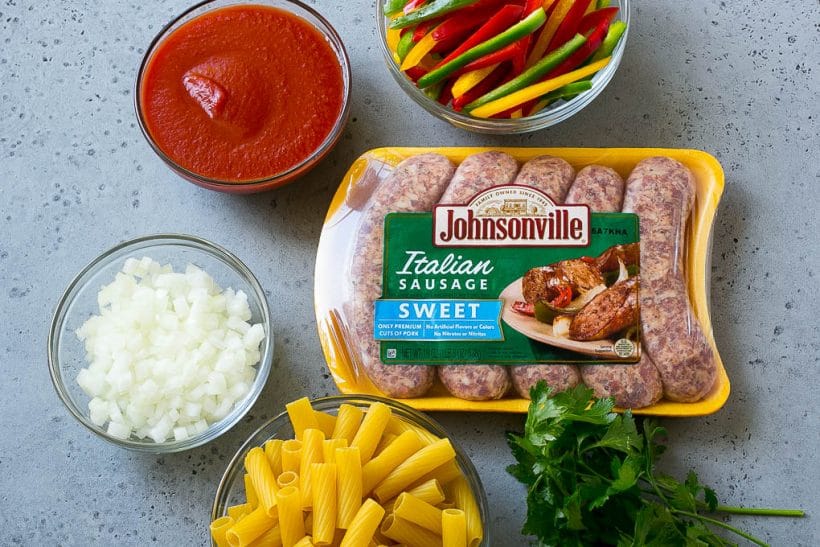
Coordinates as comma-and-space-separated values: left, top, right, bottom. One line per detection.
1, 1, 817, 545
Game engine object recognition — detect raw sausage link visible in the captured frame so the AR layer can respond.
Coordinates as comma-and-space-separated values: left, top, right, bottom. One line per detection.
572, 165, 663, 408
623, 157, 717, 402
509, 156, 580, 399
513, 155, 576, 199
437, 151, 518, 401
350, 154, 456, 398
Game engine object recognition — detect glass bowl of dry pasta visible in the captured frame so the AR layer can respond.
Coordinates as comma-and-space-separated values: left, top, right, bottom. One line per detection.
211, 394, 490, 546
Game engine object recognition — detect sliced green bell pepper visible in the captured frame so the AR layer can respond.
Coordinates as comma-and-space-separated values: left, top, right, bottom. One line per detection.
390, 0, 481, 30
384, 0, 408, 17
417, 8, 547, 88
541, 80, 592, 102
464, 32, 585, 110
590, 19, 626, 61
396, 29, 416, 62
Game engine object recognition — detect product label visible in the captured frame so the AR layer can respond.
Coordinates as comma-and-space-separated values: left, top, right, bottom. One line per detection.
375, 185, 641, 366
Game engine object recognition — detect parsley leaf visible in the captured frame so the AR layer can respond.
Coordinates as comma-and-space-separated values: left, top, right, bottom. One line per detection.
507, 382, 804, 547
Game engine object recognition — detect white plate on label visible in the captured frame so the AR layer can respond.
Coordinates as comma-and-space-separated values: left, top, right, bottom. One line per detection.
499, 278, 639, 361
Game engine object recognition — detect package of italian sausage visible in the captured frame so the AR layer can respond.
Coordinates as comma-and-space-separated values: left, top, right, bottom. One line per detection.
314, 147, 729, 416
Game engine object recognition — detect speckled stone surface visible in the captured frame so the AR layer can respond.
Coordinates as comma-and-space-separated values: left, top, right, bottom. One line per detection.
1, 1, 818, 545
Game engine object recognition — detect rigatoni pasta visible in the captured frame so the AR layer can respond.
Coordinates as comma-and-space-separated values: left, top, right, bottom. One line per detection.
292, 536, 314, 547
247, 524, 281, 547
335, 447, 363, 529
299, 428, 325, 508
244, 474, 259, 509
245, 447, 278, 516
310, 463, 337, 545
281, 440, 302, 474
406, 479, 446, 506
448, 477, 483, 547
393, 493, 442, 534
442, 508, 467, 547
361, 431, 423, 495
226, 506, 278, 546
339, 499, 385, 547
380, 514, 441, 547
286, 398, 319, 440
210, 397, 484, 547
331, 404, 363, 443
276, 486, 305, 547
277, 471, 299, 490
351, 402, 392, 464
264, 439, 284, 476
322, 438, 347, 464
374, 439, 456, 502
210, 515, 234, 547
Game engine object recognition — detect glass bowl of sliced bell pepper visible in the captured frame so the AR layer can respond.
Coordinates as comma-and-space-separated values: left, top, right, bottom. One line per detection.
378, 0, 629, 134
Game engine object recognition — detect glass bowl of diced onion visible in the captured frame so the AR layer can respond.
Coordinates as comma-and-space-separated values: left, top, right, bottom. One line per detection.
47, 234, 273, 453
377, 0, 629, 134
211, 395, 490, 546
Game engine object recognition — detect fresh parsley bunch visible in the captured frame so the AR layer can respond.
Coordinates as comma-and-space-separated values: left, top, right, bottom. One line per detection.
507, 383, 804, 547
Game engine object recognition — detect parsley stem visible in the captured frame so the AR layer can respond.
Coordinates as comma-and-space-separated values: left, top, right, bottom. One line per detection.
714, 506, 805, 517
670, 509, 769, 547
648, 480, 805, 517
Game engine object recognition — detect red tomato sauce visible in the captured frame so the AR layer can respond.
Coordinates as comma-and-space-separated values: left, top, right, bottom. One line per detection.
139, 5, 345, 182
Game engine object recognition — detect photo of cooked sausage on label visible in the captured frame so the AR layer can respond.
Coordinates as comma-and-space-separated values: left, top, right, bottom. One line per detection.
500, 241, 642, 359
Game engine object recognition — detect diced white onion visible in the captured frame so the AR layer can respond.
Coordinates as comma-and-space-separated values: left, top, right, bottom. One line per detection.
75, 257, 265, 443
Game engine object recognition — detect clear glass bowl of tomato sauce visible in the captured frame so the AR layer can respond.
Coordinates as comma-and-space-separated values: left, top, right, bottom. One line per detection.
136, 0, 351, 193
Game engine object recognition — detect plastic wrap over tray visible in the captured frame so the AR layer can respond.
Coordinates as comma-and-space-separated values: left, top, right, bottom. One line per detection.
314, 147, 728, 416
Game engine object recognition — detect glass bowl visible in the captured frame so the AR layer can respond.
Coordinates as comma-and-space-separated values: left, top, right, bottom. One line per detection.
48, 234, 274, 453
377, 0, 629, 134
211, 395, 491, 545
135, 0, 352, 193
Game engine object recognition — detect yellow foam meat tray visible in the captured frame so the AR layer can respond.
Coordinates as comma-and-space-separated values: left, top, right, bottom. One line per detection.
314, 147, 729, 416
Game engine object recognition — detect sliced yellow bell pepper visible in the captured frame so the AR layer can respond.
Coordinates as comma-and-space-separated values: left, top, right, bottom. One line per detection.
510, 109, 524, 118
526, 0, 574, 68
387, 27, 403, 53
451, 63, 500, 98
401, 32, 438, 71
470, 56, 610, 118
528, 98, 550, 116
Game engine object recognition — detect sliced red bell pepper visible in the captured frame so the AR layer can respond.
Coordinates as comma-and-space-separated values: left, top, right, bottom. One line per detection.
431, 7, 495, 42
405, 65, 429, 81
418, 7, 546, 88
545, 18, 608, 78
431, 33, 467, 53
403, 0, 427, 14
413, 19, 438, 41
453, 37, 526, 75
512, 301, 535, 316
550, 284, 573, 308
546, 0, 593, 52
438, 79, 455, 105
512, 36, 530, 73
512, 0, 542, 71
460, 0, 521, 12
523, 0, 542, 15
452, 63, 509, 110
578, 6, 618, 35
433, 4, 524, 69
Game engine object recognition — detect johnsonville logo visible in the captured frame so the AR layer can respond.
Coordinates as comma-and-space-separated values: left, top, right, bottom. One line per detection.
433, 185, 590, 247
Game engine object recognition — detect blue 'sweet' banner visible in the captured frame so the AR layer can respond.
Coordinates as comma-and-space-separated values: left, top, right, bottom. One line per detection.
374, 299, 504, 342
